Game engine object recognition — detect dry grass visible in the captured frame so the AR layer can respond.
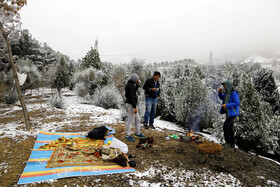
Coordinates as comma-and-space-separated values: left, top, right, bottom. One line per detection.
41, 117, 64, 123
69, 113, 91, 121
25, 95, 41, 100
0, 115, 24, 124
197, 140, 223, 154
26, 100, 47, 104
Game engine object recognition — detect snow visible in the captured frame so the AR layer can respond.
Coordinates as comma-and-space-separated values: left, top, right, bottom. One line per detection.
242, 55, 268, 64
198, 132, 220, 143
245, 55, 267, 63
128, 167, 241, 186
153, 116, 185, 133
249, 152, 280, 166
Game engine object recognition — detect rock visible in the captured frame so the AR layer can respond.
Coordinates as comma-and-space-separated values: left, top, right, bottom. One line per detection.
181, 135, 191, 142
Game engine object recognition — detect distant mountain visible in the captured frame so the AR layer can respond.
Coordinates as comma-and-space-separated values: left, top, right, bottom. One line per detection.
240, 55, 280, 65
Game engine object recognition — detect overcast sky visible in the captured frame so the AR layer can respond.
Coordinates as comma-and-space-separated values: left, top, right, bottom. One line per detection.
20, 0, 280, 64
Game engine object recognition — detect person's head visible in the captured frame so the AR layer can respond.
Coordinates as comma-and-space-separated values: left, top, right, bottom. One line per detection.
221, 81, 233, 93
153, 71, 161, 81
130, 74, 139, 84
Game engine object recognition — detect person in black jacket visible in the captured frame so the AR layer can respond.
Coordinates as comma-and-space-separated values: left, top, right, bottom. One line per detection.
124, 74, 146, 142
143, 71, 161, 129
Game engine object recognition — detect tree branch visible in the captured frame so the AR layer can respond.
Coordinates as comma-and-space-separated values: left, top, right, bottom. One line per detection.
5, 25, 15, 37
0, 48, 9, 60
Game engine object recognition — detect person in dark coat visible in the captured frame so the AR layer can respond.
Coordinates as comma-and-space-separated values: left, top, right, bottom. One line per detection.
218, 80, 240, 147
124, 74, 146, 142
143, 71, 161, 129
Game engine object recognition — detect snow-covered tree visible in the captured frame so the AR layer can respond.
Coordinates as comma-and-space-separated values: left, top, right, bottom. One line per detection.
235, 74, 273, 152
53, 57, 70, 97
0, 0, 30, 130
158, 64, 213, 131
253, 68, 280, 114
18, 58, 42, 92
81, 47, 102, 70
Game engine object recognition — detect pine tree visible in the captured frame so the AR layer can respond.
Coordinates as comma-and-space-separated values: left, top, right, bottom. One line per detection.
235, 74, 273, 152
253, 68, 280, 114
81, 47, 102, 70
53, 57, 70, 97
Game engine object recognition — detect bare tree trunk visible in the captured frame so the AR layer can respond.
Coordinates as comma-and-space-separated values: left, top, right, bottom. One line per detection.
0, 22, 31, 130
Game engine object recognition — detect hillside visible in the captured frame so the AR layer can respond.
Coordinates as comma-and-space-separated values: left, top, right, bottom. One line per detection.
0, 88, 280, 186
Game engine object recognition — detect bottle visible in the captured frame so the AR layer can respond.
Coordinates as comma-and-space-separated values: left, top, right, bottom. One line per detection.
171, 134, 179, 139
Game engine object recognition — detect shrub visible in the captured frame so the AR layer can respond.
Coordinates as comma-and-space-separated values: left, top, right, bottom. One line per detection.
92, 85, 122, 109
49, 94, 65, 109
4, 90, 18, 104
74, 82, 89, 98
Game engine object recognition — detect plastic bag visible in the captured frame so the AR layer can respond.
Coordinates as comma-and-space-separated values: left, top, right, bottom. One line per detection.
17, 72, 27, 86
109, 137, 128, 154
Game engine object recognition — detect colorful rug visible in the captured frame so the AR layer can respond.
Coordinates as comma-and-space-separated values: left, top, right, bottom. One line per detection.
18, 130, 135, 185
41, 136, 114, 168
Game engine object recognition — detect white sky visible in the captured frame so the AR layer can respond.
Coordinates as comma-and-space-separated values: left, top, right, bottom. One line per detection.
20, 0, 280, 64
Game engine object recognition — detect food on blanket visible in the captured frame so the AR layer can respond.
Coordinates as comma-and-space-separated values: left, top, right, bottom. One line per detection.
39, 137, 104, 150
64, 144, 78, 151
101, 146, 122, 161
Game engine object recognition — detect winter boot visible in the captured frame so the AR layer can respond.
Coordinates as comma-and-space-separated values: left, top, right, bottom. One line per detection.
149, 124, 155, 129
143, 123, 149, 129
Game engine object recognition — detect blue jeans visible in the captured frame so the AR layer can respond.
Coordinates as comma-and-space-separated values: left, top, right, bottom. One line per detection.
144, 97, 157, 125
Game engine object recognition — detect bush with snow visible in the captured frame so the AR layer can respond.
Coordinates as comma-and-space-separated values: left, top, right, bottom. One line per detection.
91, 85, 122, 109
49, 94, 65, 109
74, 82, 89, 98
72, 67, 109, 97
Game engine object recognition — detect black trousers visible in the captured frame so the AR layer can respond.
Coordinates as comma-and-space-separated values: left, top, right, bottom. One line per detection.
223, 117, 236, 146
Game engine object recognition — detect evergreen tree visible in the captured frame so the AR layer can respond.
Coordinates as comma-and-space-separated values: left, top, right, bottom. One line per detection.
253, 68, 280, 114
81, 47, 102, 70
53, 57, 70, 97
235, 74, 273, 152
12, 29, 40, 59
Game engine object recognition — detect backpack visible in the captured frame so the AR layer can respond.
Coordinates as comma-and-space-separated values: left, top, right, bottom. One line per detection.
87, 126, 109, 140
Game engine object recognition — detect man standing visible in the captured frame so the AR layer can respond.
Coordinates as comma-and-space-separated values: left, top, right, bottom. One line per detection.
218, 80, 240, 148
124, 74, 146, 142
143, 71, 161, 129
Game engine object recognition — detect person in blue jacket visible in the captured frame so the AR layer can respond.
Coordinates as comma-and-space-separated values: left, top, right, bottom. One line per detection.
218, 80, 240, 148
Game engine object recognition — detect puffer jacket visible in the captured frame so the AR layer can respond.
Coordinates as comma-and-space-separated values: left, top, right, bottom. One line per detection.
219, 91, 240, 117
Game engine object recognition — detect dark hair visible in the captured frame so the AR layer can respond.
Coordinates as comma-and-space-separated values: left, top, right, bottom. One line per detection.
153, 71, 161, 77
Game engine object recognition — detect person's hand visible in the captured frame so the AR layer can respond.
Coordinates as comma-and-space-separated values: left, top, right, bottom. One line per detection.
151, 88, 157, 92
217, 88, 223, 93
222, 104, 226, 109
133, 108, 138, 114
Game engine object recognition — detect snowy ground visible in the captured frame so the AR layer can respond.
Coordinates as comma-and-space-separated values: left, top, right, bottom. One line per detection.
1, 88, 279, 186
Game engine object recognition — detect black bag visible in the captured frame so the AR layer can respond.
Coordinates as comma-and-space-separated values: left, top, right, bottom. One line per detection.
87, 126, 109, 140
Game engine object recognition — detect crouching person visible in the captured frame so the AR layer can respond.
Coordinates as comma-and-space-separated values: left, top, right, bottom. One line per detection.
124, 74, 146, 142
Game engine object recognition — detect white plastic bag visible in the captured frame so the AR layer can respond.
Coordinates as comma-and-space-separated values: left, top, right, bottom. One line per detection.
109, 138, 128, 154
17, 72, 27, 86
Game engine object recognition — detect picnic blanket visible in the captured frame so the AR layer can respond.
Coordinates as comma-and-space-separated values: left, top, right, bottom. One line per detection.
18, 130, 135, 185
